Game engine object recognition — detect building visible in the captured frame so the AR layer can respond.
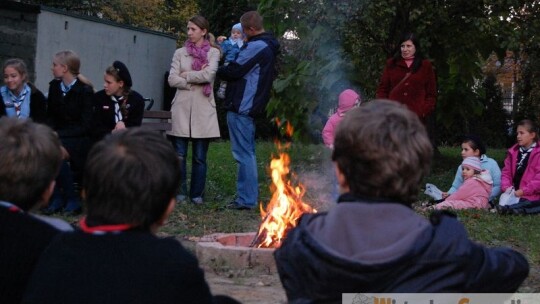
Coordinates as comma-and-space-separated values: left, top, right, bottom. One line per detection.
0, 1, 177, 110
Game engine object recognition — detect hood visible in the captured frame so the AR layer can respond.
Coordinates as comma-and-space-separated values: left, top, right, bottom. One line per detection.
250, 32, 280, 56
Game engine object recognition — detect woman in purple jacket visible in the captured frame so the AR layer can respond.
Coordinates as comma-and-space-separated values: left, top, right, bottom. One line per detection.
499, 119, 540, 214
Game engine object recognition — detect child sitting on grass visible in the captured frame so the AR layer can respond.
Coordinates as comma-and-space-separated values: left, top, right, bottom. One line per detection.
433, 156, 493, 210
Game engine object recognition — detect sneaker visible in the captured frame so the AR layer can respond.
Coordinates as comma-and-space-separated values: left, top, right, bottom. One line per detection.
176, 195, 187, 203
191, 197, 204, 205
217, 82, 227, 99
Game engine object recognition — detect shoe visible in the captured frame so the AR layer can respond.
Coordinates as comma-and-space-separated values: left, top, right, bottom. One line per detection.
496, 205, 510, 215
217, 82, 227, 99
226, 201, 253, 210
176, 195, 187, 203
191, 197, 204, 205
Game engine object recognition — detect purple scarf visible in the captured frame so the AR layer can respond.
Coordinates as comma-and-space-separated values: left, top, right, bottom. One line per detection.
185, 40, 212, 97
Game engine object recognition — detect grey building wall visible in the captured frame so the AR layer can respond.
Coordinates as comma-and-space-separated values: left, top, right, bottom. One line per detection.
35, 8, 177, 110
0, 2, 177, 110
0, 2, 39, 82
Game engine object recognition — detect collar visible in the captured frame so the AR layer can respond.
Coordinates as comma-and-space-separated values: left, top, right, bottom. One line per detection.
79, 216, 134, 235
0, 200, 23, 213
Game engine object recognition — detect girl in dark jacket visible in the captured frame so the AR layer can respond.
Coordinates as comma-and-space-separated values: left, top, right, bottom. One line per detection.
44, 50, 94, 215
0, 58, 47, 123
92, 61, 144, 143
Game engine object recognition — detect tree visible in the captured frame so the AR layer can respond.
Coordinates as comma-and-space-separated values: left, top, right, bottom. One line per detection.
258, 0, 536, 145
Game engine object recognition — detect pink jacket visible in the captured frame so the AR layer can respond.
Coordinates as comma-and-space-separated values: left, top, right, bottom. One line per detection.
322, 113, 343, 147
501, 143, 540, 201
435, 172, 492, 210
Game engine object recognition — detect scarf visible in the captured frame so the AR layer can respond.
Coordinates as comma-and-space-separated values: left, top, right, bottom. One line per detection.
111, 95, 128, 123
517, 142, 536, 171
60, 78, 77, 96
1, 84, 31, 118
185, 40, 212, 97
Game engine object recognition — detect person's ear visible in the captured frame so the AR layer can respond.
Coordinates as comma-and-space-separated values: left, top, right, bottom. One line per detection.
334, 163, 349, 193
154, 198, 175, 228
39, 180, 56, 208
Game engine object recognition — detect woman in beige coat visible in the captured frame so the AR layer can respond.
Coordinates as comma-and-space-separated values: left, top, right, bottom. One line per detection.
167, 15, 220, 205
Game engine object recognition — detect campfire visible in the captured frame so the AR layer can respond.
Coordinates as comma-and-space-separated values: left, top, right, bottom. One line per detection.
251, 121, 316, 248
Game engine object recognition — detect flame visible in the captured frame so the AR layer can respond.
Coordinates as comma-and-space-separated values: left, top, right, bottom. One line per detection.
254, 121, 316, 248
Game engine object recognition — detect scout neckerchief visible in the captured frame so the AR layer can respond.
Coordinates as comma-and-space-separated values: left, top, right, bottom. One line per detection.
79, 216, 133, 235
0, 200, 23, 213
111, 95, 127, 123
60, 79, 77, 96
1, 84, 31, 118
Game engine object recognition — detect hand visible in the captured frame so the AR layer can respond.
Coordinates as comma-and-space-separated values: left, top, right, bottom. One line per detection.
217, 36, 226, 43
113, 121, 126, 132
201, 63, 208, 69
515, 189, 524, 197
180, 72, 188, 79
442, 192, 449, 199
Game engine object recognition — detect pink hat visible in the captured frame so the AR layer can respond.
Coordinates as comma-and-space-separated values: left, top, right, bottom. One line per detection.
462, 156, 482, 171
337, 89, 360, 115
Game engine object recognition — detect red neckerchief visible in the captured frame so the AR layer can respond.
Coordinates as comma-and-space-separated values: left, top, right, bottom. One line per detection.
0, 201, 23, 213
79, 217, 133, 234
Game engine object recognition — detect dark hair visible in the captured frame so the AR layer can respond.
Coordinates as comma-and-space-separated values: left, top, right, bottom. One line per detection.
517, 119, 539, 141
462, 134, 486, 155
83, 128, 180, 229
393, 32, 424, 73
0, 117, 62, 210
332, 99, 432, 204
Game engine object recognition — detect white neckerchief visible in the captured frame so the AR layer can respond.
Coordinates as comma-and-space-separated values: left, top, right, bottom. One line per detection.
111, 95, 125, 123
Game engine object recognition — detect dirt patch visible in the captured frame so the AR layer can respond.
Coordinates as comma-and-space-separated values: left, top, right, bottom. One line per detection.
205, 270, 286, 304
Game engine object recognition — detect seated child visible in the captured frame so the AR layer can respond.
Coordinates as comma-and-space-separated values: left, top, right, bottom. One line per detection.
433, 156, 492, 210
274, 100, 528, 303
216, 23, 245, 99
23, 128, 239, 304
0, 117, 72, 304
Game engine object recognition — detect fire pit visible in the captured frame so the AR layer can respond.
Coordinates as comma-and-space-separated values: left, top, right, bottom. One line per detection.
196, 121, 316, 275
196, 232, 276, 274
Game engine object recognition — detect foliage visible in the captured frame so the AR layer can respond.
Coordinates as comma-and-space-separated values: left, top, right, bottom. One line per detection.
254, 0, 540, 144
197, 0, 257, 38
20, 0, 198, 35
259, 0, 362, 143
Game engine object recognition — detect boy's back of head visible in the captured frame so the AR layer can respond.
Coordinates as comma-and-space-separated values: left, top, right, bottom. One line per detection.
0, 117, 62, 211
332, 99, 432, 204
83, 128, 180, 229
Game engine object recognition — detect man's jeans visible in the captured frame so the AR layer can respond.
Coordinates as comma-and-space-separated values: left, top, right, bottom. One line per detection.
227, 111, 258, 207
169, 136, 209, 200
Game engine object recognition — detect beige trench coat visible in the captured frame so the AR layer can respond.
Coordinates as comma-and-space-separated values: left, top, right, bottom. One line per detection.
167, 46, 221, 138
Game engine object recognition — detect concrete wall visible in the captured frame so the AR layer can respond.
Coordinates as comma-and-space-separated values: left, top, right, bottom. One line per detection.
0, 2, 39, 82
34, 8, 177, 110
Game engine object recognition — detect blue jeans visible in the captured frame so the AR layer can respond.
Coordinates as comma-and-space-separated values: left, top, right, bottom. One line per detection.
48, 160, 81, 212
169, 136, 209, 199
227, 111, 258, 207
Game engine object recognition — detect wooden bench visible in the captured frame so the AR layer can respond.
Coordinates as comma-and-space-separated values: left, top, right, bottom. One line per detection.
141, 110, 172, 132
